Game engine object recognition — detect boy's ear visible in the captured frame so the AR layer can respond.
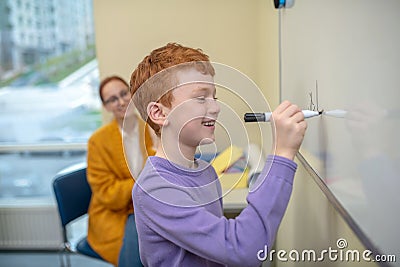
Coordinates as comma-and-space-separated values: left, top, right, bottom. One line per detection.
147, 102, 169, 127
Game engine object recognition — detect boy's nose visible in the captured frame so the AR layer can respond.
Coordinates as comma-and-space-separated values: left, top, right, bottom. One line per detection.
208, 99, 220, 115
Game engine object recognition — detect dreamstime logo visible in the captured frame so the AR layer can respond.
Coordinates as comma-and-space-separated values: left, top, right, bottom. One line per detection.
257, 238, 397, 263
336, 238, 347, 249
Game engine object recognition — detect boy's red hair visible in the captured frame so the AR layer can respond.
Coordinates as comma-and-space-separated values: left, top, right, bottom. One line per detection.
130, 43, 214, 135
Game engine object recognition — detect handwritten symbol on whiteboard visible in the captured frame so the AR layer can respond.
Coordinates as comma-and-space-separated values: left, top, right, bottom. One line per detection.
308, 91, 316, 111
308, 80, 323, 113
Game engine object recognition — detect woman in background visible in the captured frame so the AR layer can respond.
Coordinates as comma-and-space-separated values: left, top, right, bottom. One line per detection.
86, 75, 155, 266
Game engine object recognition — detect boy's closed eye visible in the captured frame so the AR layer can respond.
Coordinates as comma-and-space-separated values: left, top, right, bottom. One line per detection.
195, 96, 207, 102
195, 96, 218, 102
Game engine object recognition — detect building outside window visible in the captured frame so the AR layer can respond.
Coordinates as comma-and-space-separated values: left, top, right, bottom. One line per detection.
0, 0, 100, 205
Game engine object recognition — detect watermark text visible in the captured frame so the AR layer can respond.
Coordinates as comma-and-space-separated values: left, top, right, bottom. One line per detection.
257, 238, 397, 263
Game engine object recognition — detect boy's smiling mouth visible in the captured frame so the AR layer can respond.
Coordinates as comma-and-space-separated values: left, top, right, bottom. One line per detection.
202, 120, 216, 127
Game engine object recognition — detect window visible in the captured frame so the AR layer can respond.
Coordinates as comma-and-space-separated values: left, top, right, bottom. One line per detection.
0, 0, 101, 201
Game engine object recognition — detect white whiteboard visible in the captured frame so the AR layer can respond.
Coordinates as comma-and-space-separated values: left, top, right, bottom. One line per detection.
280, 0, 400, 260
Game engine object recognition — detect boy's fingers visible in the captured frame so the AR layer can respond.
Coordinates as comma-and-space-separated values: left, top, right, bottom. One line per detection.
274, 100, 292, 114
298, 121, 308, 133
299, 120, 307, 129
285, 104, 301, 117
292, 110, 305, 122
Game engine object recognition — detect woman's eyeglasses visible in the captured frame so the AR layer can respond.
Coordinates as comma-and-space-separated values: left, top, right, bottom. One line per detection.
104, 89, 130, 105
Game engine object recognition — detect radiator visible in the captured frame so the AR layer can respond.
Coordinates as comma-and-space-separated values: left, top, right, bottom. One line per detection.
0, 205, 64, 250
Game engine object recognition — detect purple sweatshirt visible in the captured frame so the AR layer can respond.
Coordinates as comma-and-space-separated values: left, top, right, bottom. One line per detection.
133, 155, 297, 267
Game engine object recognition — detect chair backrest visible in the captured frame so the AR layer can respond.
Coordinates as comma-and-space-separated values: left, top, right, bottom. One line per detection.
53, 165, 92, 227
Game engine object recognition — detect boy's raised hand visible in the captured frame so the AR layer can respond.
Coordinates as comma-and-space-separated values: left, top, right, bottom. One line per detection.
270, 101, 307, 160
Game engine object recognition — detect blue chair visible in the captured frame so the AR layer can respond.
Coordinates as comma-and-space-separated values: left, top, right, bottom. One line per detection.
53, 163, 105, 267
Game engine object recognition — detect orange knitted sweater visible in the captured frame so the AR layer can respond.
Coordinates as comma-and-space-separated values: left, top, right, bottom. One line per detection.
86, 118, 155, 266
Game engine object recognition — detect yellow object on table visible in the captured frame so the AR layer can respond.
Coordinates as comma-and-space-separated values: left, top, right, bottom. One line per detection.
218, 168, 249, 190
211, 146, 248, 190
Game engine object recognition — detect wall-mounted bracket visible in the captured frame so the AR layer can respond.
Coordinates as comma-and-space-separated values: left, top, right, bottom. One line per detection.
274, 0, 294, 9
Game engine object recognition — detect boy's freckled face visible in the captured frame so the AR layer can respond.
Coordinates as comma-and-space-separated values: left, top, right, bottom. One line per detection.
166, 69, 220, 147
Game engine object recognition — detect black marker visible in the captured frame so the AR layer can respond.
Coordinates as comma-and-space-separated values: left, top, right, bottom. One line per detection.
244, 110, 321, 122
